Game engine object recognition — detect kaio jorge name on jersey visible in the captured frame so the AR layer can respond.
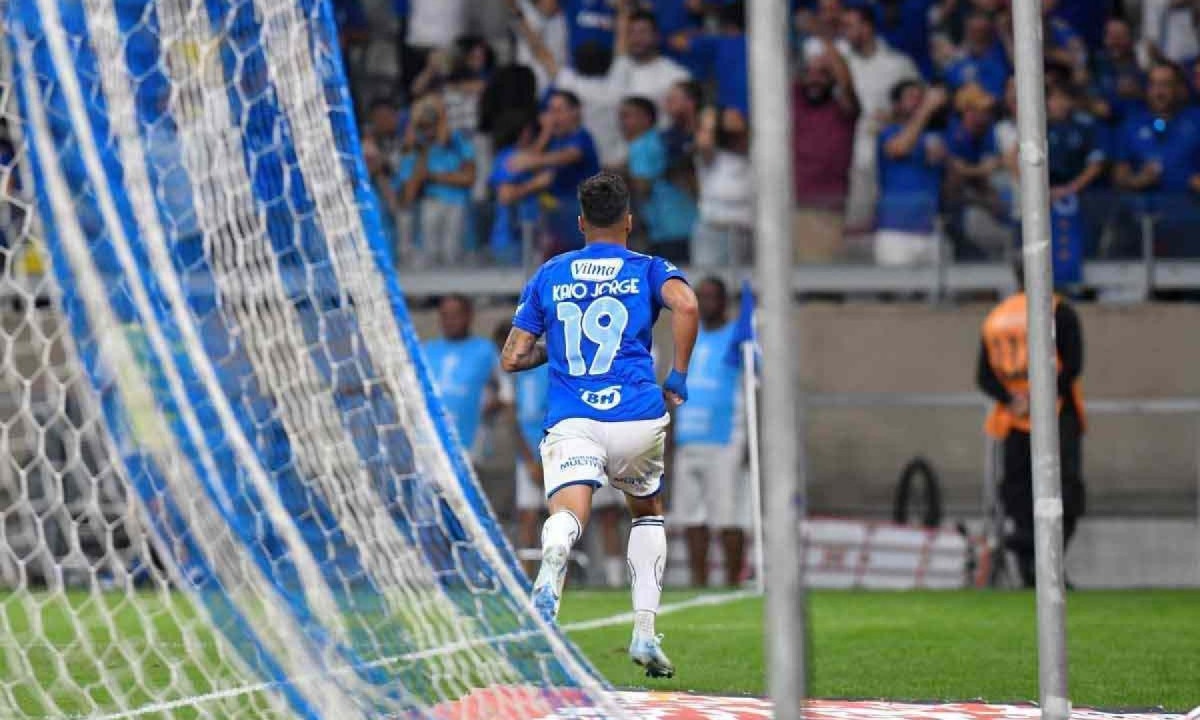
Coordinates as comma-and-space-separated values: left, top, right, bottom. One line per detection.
551, 278, 642, 302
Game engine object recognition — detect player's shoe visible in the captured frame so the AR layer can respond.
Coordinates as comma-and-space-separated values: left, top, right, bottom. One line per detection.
531, 544, 568, 623
629, 632, 675, 678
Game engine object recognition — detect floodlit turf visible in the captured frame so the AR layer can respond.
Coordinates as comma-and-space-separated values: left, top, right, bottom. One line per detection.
562, 589, 1200, 711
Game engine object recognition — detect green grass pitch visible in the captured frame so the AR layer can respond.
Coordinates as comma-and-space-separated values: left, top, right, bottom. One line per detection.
2, 588, 1197, 715
562, 589, 1200, 711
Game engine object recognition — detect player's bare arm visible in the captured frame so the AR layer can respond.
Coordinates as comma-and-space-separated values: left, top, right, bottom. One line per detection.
660, 277, 699, 407
501, 327, 549, 372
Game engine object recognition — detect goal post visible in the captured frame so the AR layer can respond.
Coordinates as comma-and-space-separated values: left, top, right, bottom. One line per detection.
0, 0, 619, 717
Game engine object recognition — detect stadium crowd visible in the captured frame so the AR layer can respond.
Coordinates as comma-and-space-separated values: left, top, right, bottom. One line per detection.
342, 0, 1200, 272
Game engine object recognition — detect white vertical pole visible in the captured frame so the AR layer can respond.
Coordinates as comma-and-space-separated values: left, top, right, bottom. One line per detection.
742, 340, 765, 595
1011, 1, 1071, 719
748, 0, 805, 717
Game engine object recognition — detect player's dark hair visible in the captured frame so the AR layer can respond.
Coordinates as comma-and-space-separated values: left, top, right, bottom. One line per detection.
578, 171, 630, 228
441, 293, 474, 312
573, 41, 613, 77
719, 0, 745, 31
675, 80, 704, 109
629, 10, 659, 31
699, 276, 728, 303
622, 96, 658, 127
845, 5, 876, 29
549, 88, 582, 110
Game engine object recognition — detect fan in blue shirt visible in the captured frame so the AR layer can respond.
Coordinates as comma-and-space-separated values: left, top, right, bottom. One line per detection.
500, 171, 698, 678
421, 295, 503, 456
669, 2, 749, 118
876, 81, 949, 236
621, 97, 698, 261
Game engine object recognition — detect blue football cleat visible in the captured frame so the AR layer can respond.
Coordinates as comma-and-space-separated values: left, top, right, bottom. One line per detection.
629, 633, 675, 678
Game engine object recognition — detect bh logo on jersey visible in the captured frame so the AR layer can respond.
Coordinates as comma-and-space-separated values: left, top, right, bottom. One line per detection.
581, 385, 622, 410
571, 258, 623, 282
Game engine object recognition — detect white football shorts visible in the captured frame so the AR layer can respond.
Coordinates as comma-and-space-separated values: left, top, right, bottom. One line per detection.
671, 441, 750, 529
540, 414, 670, 500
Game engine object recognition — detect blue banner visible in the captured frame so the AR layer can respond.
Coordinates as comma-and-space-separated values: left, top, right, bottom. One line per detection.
1051, 193, 1084, 287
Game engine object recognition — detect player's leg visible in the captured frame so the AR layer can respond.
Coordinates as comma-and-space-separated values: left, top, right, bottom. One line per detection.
533, 419, 605, 622
609, 415, 674, 678
533, 485, 593, 622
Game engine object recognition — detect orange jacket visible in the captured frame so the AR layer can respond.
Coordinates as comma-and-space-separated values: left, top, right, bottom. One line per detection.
980, 293, 1085, 439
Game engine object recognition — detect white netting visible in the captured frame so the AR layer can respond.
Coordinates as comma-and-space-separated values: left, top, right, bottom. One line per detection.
0, 0, 619, 717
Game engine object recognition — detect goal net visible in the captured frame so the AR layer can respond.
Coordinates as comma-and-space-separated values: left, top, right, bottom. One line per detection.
0, 0, 617, 717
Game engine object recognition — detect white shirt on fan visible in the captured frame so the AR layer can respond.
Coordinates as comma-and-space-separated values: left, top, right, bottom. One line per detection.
408, 0, 467, 49
697, 150, 753, 228
609, 54, 691, 126
515, 0, 569, 93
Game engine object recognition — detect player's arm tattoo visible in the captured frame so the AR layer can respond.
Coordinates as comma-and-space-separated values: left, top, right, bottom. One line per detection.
501, 327, 548, 372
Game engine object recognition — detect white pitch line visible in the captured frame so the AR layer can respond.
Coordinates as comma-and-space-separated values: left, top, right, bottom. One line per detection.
87, 589, 760, 720
563, 589, 760, 633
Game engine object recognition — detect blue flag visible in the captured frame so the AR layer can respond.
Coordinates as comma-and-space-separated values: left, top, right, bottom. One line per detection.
1050, 194, 1084, 287
725, 279, 758, 368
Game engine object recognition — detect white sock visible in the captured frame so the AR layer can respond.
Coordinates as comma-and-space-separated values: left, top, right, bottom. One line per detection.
628, 515, 666, 637
536, 510, 581, 595
541, 509, 581, 552
604, 556, 625, 588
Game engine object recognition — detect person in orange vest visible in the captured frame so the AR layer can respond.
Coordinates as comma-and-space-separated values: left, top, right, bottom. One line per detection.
977, 264, 1086, 588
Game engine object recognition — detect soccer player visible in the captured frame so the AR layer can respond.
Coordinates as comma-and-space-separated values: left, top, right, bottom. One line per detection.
500, 171, 699, 678
672, 277, 747, 588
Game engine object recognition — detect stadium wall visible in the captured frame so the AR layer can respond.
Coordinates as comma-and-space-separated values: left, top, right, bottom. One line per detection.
412, 301, 1200, 520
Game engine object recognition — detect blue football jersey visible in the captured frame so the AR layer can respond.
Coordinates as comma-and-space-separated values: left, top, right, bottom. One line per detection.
512, 243, 686, 429
674, 322, 741, 446
515, 364, 550, 450
421, 336, 499, 449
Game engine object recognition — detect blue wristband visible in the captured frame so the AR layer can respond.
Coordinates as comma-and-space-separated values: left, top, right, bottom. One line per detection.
663, 369, 688, 402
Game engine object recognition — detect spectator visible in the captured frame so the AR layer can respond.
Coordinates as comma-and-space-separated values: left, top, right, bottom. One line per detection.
489, 111, 554, 264
663, 79, 703, 165
564, 0, 619, 55
511, 90, 601, 254
795, 0, 846, 64
403, 0, 467, 93
1114, 63, 1200, 256
673, 277, 748, 588
442, 37, 495, 135
1045, 83, 1107, 205
1141, 0, 1200, 68
1040, 0, 1089, 84
944, 83, 1002, 259
792, 40, 859, 263
422, 294, 506, 461
875, 0, 939, 78
364, 98, 403, 168
671, 1, 750, 120
510, 0, 569, 93
978, 264, 1085, 589
478, 64, 540, 140
612, 9, 692, 123
393, 95, 477, 266
840, 4, 921, 231
694, 106, 753, 267
513, 8, 627, 166
1050, 0, 1112, 51
621, 96, 698, 262
942, 12, 1010, 101
1090, 17, 1145, 125
874, 81, 949, 266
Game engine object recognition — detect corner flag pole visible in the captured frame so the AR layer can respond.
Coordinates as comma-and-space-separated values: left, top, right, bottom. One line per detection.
741, 329, 765, 596
1011, 1, 1071, 718
748, 0, 806, 717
